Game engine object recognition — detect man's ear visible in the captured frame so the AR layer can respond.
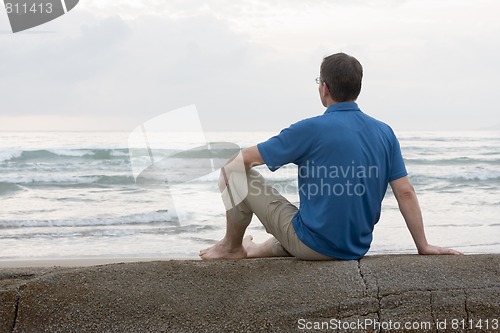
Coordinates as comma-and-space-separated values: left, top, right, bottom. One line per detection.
321, 83, 331, 99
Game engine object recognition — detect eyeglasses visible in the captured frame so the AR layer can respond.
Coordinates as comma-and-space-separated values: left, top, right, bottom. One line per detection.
315, 77, 322, 84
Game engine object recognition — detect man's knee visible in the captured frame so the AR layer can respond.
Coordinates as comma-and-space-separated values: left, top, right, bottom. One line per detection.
246, 170, 267, 196
221, 170, 251, 210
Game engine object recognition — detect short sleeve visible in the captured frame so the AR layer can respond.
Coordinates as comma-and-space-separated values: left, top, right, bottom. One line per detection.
257, 119, 315, 172
388, 132, 408, 182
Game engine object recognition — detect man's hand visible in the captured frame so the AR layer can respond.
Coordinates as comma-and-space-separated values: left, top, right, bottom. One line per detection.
390, 176, 464, 256
218, 168, 229, 192
218, 146, 264, 192
417, 244, 463, 255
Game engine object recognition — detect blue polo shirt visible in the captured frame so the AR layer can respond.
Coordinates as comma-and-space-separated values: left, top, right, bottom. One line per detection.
257, 102, 407, 260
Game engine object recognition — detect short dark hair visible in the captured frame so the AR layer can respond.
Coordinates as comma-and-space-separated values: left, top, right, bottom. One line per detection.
320, 53, 363, 102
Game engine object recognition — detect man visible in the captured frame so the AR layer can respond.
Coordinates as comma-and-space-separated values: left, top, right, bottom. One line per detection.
200, 52, 462, 260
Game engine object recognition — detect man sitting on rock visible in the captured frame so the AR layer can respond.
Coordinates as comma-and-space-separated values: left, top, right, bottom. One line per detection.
200, 52, 463, 260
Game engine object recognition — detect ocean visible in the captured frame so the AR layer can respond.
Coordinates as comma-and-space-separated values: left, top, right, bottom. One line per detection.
0, 131, 499, 260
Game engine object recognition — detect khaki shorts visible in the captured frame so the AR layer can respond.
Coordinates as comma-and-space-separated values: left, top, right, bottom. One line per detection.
223, 169, 332, 260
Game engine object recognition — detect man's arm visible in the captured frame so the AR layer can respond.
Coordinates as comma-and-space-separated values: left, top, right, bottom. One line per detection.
239, 146, 265, 169
390, 176, 463, 255
218, 146, 263, 191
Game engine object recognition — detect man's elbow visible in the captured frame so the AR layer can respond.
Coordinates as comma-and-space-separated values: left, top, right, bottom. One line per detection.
241, 146, 264, 169
241, 149, 253, 169
396, 183, 416, 201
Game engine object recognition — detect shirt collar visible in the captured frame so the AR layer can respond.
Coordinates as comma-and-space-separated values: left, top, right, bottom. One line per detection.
324, 101, 361, 114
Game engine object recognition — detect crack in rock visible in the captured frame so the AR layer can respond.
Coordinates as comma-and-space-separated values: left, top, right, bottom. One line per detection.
10, 289, 20, 333
429, 291, 436, 333
357, 260, 368, 297
376, 283, 381, 332
465, 290, 470, 333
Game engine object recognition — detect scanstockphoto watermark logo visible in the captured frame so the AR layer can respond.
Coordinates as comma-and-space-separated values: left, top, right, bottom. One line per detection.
297, 161, 379, 198
3, 0, 79, 33
245, 161, 380, 200
126, 105, 380, 226
127, 105, 245, 226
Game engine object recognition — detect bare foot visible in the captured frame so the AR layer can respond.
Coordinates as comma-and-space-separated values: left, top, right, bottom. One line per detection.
243, 235, 279, 258
199, 239, 247, 260
242, 235, 259, 258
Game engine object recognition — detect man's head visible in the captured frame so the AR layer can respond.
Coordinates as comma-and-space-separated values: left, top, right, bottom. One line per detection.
319, 53, 363, 106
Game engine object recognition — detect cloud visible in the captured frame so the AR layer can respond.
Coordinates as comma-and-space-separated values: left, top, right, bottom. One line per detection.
0, 5, 321, 131
1, 0, 500, 131
0, 12, 131, 118
0, 11, 255, 119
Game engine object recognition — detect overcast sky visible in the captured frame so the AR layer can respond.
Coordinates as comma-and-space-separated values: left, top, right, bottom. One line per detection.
1, 0, 499, 132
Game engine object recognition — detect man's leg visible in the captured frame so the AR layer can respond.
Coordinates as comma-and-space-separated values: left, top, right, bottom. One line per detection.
198, 211, 248, 260
199, 168, 254, 260
239, 171, 331, 260
243, 235, 290, 258
199, 168, 284, 260
200, 169, 331, 260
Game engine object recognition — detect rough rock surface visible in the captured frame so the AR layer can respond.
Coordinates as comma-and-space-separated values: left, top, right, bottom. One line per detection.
0, 255, 498, 333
